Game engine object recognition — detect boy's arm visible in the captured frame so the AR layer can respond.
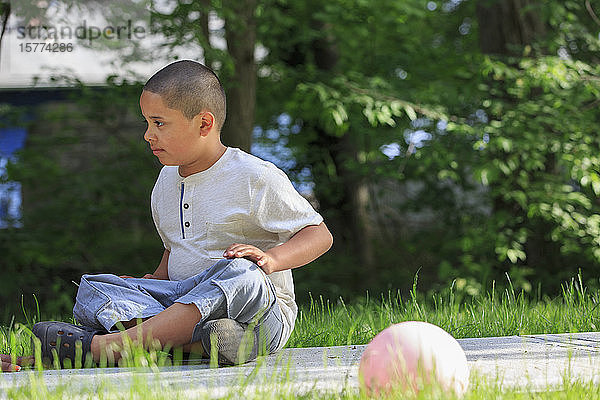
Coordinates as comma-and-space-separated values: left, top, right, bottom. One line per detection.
145, 249, 170, 279
121, 249, 170, 279
223, 222, 333, 275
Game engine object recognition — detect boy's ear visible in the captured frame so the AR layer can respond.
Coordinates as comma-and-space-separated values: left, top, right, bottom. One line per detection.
195, 112, 215, 136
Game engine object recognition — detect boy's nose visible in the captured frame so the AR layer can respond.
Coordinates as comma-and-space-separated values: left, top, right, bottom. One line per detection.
143, 128, 155, 143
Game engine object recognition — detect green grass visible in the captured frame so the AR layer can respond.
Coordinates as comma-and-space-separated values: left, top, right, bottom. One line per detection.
288, 274, 600, 348
4, 371, 600, 399
2, 274, 600, 398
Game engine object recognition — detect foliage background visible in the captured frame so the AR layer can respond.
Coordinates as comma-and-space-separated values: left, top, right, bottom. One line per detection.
1, 0, 600, 320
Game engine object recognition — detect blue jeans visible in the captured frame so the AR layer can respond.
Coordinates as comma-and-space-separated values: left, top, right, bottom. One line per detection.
72, 258, 284, 352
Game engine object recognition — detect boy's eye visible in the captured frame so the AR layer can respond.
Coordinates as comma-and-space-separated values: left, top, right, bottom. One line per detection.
154, 121, 164, 127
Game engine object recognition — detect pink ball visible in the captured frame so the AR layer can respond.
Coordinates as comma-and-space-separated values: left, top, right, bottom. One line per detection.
359, 321, 469, 396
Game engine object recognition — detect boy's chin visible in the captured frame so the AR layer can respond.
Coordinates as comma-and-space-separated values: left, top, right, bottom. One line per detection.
154, 157, 177, 166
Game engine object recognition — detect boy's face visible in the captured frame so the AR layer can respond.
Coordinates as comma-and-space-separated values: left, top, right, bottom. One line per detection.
140, 90, 204, 167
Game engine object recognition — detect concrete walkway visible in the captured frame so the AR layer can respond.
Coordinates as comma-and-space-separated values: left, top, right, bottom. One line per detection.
2, 332, 600, 396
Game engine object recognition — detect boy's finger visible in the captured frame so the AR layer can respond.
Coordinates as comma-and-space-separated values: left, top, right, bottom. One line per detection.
0, 354, 26, 365
224, 243, 241, 252
1, 361, 21, 372
237, 249, 261, 258
16, 356, 34, 366
224, 245, 252, 256
225, 244, 247, 253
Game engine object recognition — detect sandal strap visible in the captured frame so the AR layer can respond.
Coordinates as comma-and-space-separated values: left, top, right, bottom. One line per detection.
32, 321, 102, 366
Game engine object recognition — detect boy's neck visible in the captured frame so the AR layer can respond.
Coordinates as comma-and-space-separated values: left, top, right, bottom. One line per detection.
178, 143, 227, 178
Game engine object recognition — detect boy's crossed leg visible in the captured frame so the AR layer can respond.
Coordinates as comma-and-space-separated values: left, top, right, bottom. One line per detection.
32, 258, 284, 367
90, 301, 202, 363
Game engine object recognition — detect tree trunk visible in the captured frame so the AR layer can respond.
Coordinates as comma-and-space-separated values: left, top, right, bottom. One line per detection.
222, 1, 257, 152
477, 0, 558, 281
199, 0, 213, 69
0, 2, 11, 65
306, 19, 376, 274
308, 127, 376, 277
476, 0, 546, 55
348, 160, 375, 273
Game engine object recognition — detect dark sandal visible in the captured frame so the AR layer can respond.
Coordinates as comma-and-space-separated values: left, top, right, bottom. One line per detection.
32, 321, 102, 367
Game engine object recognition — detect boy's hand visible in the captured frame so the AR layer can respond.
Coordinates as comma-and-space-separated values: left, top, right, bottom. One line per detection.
224, 244, 278, 274
0, 354, 33, 372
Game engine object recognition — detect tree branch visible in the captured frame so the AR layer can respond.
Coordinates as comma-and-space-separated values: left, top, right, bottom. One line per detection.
586, 0, 600, 27
342, 80, 459, 122
0, 2, 11, 66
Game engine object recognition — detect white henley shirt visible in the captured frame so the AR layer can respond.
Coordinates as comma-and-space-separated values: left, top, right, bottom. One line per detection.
150, 147, 324, 343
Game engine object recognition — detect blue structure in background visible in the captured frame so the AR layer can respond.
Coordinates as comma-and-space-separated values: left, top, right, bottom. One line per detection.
0, 87, 87, 228
0, 127, 27, 228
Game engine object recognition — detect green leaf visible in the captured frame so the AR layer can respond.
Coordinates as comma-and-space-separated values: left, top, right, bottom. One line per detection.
404, 104, 417, 121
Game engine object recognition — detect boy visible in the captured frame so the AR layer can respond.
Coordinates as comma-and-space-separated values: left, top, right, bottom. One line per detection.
6, 60, 332, 370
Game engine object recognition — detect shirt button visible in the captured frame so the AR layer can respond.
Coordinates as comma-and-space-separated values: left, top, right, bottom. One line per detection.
183, 203, 189, 209
184, 222, 190, 228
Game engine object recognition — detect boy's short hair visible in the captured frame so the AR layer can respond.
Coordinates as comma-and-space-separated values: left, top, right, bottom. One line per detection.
143, 60, 226, 131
